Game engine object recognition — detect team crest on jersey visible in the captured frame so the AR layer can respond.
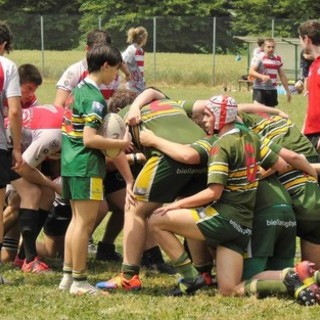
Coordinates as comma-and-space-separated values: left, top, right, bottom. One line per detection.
92, 101, 104, 114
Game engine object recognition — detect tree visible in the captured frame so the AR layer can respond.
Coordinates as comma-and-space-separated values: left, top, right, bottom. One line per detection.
231, 0, 320, 38
0, 0, 81, 50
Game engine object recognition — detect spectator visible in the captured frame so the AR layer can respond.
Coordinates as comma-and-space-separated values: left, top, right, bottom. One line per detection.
122, 26, 148, 93
253, 38, 264, 56
249, 38, 291, 107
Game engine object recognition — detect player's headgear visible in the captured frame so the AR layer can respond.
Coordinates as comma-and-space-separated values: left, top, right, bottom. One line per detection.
205, 95, 238, 130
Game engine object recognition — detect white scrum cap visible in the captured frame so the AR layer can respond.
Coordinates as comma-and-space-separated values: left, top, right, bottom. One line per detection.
205, 95, 238, 130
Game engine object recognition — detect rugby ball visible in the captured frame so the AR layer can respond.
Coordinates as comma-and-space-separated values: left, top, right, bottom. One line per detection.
98, 113, 126, 158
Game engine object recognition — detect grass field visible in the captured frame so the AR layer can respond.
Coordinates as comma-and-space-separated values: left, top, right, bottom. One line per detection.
0, 52, 315, 319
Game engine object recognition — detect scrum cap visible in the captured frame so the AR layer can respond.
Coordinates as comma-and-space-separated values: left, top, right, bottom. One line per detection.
205, 95, 238, 130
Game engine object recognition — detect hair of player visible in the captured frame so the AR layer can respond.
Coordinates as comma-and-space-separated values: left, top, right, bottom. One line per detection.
87, 44, 123, 73
127, 26, 148, 45
257, 38, 265, 47
298, 20, 320, 46
86, 29, 112, 48
18, 64, 43, 86
0, 21, 13, 53
108, 88, 138, 113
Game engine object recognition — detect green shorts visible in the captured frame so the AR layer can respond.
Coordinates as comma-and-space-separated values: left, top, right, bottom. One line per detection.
290, 180, 320, 220
243, 257, 294, 280
247, 205, 296, 258
62, 176, 104, 201
192, 207, 251, 255
242, 204, 296, 280
134, 155, 207, 203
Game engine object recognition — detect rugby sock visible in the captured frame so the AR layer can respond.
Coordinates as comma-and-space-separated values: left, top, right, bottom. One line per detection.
17, 244, 25, 260
18, 208, 38, 263
2, 236, 18, 253
244, 279, 287, 297
121, 263, 140, 280
172, 251, 199, 281
194, 262, 214, 274
62, 263, 72, 275
72, 269, 88, 282
36, 209, 49, 237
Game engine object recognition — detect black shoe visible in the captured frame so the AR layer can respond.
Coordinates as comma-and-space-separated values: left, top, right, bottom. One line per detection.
96, 242, 122, 262
169, 275, 206, 297
283, 269, 316, 306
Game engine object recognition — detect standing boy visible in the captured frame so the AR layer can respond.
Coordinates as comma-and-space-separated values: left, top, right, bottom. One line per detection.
58, 44, 135, 295
0, 21, 23, 282
299, 20, 320, 150
249, 38, 291, 107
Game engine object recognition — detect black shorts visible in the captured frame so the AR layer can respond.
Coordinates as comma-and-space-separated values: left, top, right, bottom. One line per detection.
0, 149, 20, 188
253, 89, 278, 107
103, 163, 143, 195
43, 205, 71, 237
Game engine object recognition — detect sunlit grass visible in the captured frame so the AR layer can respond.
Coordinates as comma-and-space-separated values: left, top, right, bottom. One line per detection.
0, 51, 311, 319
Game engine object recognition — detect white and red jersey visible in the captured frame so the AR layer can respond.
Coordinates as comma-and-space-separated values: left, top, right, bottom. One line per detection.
122, 44, 145, 92
251, 52, 283, 90
5, 104, 64, 130
0, 56, 21, 151
21, 94, 38, 109
5, 104, 64, 167
56, 58, 120, 102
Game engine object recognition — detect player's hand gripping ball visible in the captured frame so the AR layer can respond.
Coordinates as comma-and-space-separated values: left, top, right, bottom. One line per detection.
98, 113, 126, 158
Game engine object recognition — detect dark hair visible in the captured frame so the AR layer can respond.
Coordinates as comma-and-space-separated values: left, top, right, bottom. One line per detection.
86, 29, 112, 47
108, 88, 138, 113
257, 38, 264, 47
0, 21, 13, 53
298, 20, 320, 46
18, 64, 42, 86
87, 44, 122, 73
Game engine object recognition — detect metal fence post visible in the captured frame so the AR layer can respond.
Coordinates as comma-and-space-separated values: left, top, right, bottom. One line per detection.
153, 16, 157, 81
212, 17, 216, 86
40, 15, 44, 75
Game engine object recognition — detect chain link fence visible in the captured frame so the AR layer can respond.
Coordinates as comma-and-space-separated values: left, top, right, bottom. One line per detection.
0, 13, 303, 86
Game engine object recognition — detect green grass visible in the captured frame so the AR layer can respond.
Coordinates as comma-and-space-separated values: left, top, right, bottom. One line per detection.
0, 51, 312, 319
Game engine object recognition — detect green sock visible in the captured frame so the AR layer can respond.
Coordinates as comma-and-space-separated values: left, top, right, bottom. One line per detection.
62, 263, 72, 275
121, 263, 140, 280
244, 279, 287, 298
172, 251, 198, 281
72, 269, 87, 282
194, 262, 213, 274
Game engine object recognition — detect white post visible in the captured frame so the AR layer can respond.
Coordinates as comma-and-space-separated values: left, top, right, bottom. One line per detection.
212, 17, 216, 86
153, 16, 157, 81
41, 16, 44, 75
